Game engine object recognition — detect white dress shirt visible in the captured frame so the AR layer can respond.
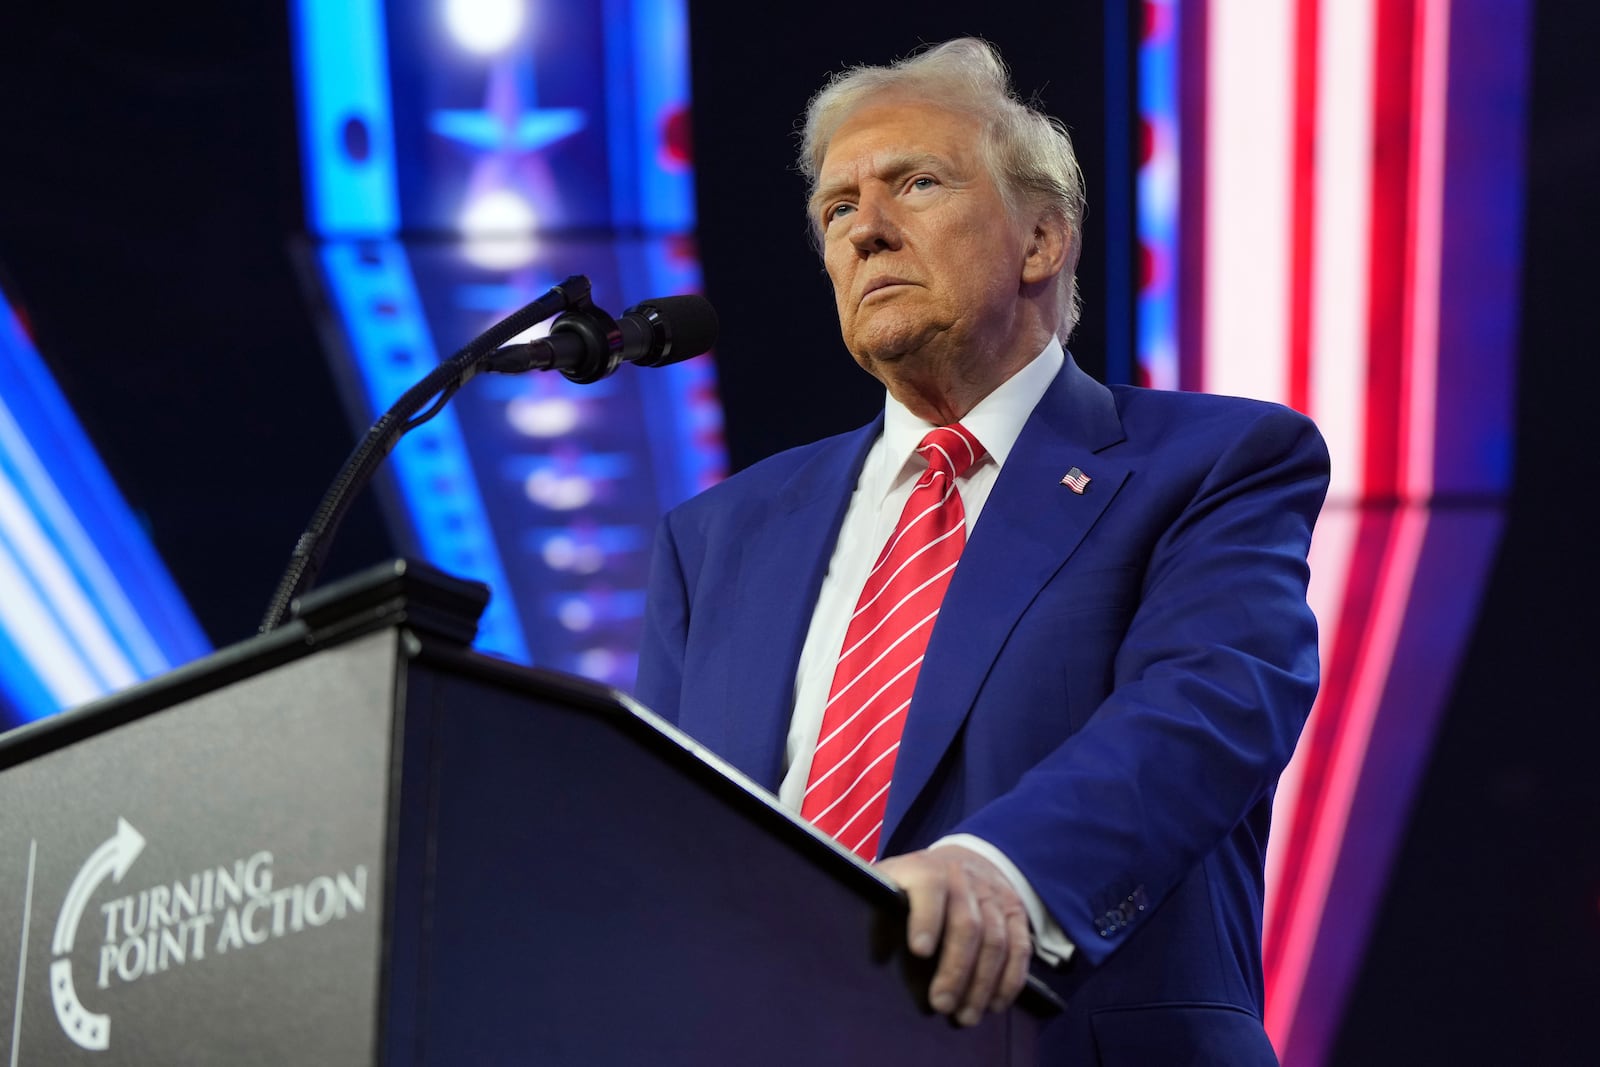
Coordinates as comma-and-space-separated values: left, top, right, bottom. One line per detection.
778, 338, 1074, 964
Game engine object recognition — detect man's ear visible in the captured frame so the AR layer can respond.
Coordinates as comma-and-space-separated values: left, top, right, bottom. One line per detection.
1021, 212, 1071, 286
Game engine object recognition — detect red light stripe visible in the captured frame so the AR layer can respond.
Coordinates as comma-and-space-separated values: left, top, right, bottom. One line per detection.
1401, 0, 1450, 500
1362, 0, 1418, 500
1268, 506, 1430, 1060
1263, 508, 1389, 994
1288, 0, 1321, 416
1264, 6, 1453, 1059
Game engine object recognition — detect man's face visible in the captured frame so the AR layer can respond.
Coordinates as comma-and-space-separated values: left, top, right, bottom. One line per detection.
813, 99, 1030, 387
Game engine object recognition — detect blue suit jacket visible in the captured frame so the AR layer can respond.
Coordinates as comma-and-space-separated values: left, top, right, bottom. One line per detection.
636, 356, 1329, 1064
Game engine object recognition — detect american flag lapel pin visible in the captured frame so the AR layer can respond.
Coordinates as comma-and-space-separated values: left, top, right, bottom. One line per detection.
1060, 466, 1091, 494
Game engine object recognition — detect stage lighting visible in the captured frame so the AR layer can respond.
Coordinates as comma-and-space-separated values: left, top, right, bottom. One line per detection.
459, 189, 538, 269
523, 468, 594, 511
443, 0, 524, 56
507, 394, 581, 438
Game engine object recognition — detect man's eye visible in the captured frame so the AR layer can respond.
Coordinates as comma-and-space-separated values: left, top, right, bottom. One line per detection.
826, 203, 855, 224
910, 176, 937, 191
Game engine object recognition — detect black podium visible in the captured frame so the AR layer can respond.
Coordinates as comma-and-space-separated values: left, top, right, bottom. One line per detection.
0, 561, 1057, 1064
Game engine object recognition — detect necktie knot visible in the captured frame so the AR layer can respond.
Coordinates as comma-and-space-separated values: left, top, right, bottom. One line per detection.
917, 423, 985, 481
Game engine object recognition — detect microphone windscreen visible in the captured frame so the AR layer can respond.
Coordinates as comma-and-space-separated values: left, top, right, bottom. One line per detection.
629, 294, 719, 366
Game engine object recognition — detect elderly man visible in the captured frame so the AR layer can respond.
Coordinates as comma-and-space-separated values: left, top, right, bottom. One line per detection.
637, 38, 1327, 1065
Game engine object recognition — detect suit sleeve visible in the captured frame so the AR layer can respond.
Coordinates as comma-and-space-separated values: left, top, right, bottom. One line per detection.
952, 404, 1330, 965
635, 510, 690, 726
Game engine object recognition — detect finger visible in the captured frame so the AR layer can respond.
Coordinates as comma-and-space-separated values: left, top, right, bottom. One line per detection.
928, 868, 981, 1017
956, 893, 1009, 1026
992, 905, 1032, 1012
879, 855, 948, 959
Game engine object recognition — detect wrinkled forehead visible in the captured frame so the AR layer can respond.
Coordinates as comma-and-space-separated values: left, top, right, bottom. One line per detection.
813, 100, 985, 194
818, 96, 984, 166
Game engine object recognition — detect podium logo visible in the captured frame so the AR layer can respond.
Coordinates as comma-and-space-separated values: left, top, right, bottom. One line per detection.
49, 818, 143, 1050
49, 817, 368, 1053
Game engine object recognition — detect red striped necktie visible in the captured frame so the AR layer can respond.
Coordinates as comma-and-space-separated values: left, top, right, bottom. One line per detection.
801, 423, 986, 860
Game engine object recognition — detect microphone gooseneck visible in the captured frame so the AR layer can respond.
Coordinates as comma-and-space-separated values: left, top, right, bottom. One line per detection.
260, 279, 718, 634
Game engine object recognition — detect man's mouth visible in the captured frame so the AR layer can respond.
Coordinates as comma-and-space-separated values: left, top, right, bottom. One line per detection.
861, 277, 912, 300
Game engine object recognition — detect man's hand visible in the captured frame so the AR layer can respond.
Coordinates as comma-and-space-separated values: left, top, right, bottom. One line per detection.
876, 844, 1033, 1027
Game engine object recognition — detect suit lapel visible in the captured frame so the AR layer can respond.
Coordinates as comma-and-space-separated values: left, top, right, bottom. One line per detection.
693, 420, 881, 790
882, 358, 1132, 848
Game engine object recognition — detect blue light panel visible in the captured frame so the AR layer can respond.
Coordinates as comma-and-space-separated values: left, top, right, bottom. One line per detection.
315, 240, 531, 661
291, 0, 400, 234
1137, 0, 1181, 390
291, 0, 725, 688
0, 293, 210, 724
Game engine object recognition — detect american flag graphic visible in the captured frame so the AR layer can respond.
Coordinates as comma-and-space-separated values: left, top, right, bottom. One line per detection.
1059, 467, 1091, 494
1134, 2, 1529, 1064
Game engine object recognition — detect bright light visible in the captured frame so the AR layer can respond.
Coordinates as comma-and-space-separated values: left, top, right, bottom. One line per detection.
541, 534, 604, 574
523, 469, 595, 510
557, 598, 595, 632
460, 189, 537, 269
508, 395, 581, 437
571, 543, 604, 574
576, 648, 618, 679
543, 535, 576, 569
443, 0, 525, 55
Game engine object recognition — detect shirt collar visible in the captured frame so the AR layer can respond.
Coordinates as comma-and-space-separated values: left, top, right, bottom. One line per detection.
880, 337, 1065, 475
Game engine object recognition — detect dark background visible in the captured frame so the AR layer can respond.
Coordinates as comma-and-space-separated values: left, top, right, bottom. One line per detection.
0, 3, 1594, 1062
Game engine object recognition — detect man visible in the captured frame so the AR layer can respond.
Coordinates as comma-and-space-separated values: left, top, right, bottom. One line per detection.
637, 38, 1327, 1065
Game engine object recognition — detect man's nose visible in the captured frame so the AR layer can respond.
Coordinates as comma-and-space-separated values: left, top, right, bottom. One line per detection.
848, 191, 902, 253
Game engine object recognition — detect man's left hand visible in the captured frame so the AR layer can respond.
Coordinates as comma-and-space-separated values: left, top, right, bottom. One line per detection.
876, 845, 1033, 1027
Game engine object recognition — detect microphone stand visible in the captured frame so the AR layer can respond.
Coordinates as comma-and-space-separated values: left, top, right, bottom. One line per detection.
257, 274, 594, 634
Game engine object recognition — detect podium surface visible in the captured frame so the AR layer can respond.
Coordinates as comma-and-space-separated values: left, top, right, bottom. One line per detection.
0, 561, 1056, 1064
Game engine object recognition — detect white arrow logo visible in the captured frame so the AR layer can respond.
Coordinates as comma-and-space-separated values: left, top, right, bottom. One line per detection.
50, 817, 145, 1051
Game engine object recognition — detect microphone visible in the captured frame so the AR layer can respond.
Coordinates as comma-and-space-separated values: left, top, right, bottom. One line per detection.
619, 295, 720, 368
484, 294, 719, 383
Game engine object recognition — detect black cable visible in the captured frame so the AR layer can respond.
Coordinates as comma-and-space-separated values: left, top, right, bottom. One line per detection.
401, 380, 461, 434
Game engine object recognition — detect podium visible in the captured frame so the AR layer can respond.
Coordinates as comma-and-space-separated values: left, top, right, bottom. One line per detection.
0, 560, 1058, 1064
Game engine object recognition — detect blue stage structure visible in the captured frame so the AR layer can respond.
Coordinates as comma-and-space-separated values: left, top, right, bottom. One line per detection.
291, 0, 724, 687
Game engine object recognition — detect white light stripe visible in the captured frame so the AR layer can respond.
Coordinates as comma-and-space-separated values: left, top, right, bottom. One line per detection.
1263, 503, 1359, 935
0, 470, 136, 694
804, 698, 912, 797
810, 749, 899, 828
0, 397, 146, 689
1404, 0, 1451, 500
0, 515, 100, 707
851, 526, 962, 623
0, 398, 168, 676
1311, 0, 1377, 502
1204, 0, 1296, 404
